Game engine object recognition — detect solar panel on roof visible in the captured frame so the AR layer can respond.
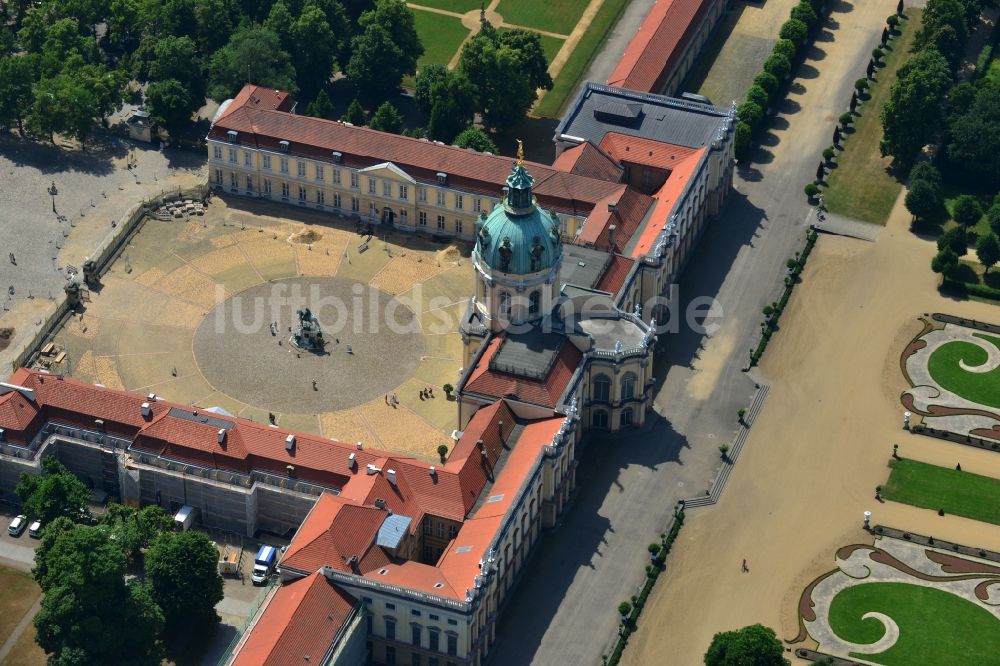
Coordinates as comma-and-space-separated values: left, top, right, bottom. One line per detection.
455, 546, 473, 554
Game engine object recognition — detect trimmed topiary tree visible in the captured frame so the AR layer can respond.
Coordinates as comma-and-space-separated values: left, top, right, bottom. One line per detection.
839, 112, 853, 127
822, 146, 836, 162
953, 195, 983, 227
804, 182, 820, 198
738, 101, 764, 128
855, 78, 870, 92
745, 84, 770, 110
779, 18, 809, 46
437, 444, 449, 462
734, 121, 752, 158
772, 38, 798, 62
791, 2, 818, 27
764, 52, 792, 81
753, 72, 779, 96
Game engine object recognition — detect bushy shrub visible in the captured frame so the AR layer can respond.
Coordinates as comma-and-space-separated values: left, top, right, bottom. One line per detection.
804, 183, 820, 197
839, 112, 853, 126
855, 78, 869, 91
937, 226, 967, 256
745, 84, 769, 110
822, 146, 835, 161
872, 47, 884, 62
734, 121, 752, 158
953, 195, 983, 227
887, 14, 899, 27
764, 52, 792, 81
738, 100, 764, 128
753, 71, 779, 95
780, 18, 809, 46
772, 38, 797, 62
791, 2, 817, 27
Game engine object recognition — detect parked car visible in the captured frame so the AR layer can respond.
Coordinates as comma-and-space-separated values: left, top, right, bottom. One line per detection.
28, 520, 42, 538
8, 515, 27, 537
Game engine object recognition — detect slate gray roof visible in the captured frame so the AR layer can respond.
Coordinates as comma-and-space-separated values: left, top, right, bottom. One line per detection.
576, 317, 647, 352
490, 329, 567, 379
561, 245, 612, 290
376, 513, 411, 549
555, 83, 731, 150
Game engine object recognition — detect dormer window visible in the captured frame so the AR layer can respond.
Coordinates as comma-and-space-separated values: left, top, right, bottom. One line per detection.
331, 151, 343, 164
436, 172, 447, 185
227, 130, 237, 142
279, 140, 289, 152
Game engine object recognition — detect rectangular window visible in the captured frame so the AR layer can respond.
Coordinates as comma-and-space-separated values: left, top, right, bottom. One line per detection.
448, 525, 458, 538
316, 165, 324, 181
213, 145, 222, 160
455, 220, 463, 235
412, 624, 421, 646
411, 609, 422, 617
333, 193, 342, 208
262, 154, 271, 170
419, 211, 427, 226
298, 185, 306, 201
229, 172, 237, 188
264, 179, 271, 194
399, 209, 408, 223
399, 185, 408, 200
297, 161, 307, 177
385, 602, 396, 610
351, 197, 360, 212
418, 186, 427, 202
228, 147, 236, 163
436, 190, 445, 206
429, 614, 439, 622
370, 202, 378, 217
437, 215, 445, 230
386, 646, 396, 666
281, 182, 290, 198
383, 181, 392, 197
412, 654, 422, 666
447, 619, 458, 626
428, 630, 440, 651
244, 151, 252, 167
280, 157, 289, 174
214, 169, 222, 184
246, 175, 253, 192
369, 178, 377, 194
332, 169, 341, 184
316, 190, 325, 204
455, 195, 463, 211
351, 172, 359, 188
474, 198, 482, 213
447, 634, 457, 656
386, 618, 396, 640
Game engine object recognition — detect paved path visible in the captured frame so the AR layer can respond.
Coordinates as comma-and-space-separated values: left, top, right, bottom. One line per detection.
812, 209, 882, 242
0, 595, 40, 663
576, 0, 658, 90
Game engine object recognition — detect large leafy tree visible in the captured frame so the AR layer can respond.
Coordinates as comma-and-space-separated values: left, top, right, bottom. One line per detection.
208, 25, 297, 100
369, 100, 404, 133
880, 47, 952, 162
33, 525, 165, 665
458, 23, 552, 133
193, 0, 235, 53
426, 71, 475, 142
306, 88, 334, 118
290, 3, 340, 98
145, 530, 224, 635
946, 80, 1000, 185
142, 35, 204, 99
264, 0, 295, 53
704, 624, 789, 666
357, 0, 421, 75
905, 178, 943, 222
146, 78, 197, 135
454, 127, 498, 154
914, 0, 969, 69
976, 233, 1000, 275
0, 54, 36, 132
99, 503, 173, 560
414, 63, 449, 116
346, 22, 404, 102
16, 457, 91, 526
106, 0, 143, 51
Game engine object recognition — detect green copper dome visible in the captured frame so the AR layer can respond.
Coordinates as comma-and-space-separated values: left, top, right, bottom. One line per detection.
474, 160, 562, 276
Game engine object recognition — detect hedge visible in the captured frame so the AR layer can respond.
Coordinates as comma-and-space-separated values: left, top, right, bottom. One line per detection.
942, 277, 1000, 302
750, 228, 819, 366
604, 509, 686, 666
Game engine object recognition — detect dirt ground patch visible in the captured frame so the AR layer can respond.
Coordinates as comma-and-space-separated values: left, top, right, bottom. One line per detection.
0, 567, 40, 648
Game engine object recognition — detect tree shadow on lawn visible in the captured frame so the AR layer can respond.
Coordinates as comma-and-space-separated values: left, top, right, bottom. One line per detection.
797, 63, 821, 79
788, 81, 807, 96
0, 135, 115, 176
776, 98, 801, 115
832, 0, 854, 13
806, 44, 827, 61
816, 28, 836, 42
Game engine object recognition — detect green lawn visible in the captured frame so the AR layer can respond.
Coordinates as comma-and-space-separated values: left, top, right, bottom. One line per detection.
828, 582, 1000, 665
927, 332, 1000, 408
538, 34, 565, 66
533, 0, 630, 118
408, 0, 481, 13
495, 0, 585, 35
882, 458, 1000, 525
412, 9, 471, 69
824, 9, 922, 224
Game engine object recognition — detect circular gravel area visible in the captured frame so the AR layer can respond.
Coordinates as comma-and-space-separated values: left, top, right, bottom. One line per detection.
194, 277, 424, 413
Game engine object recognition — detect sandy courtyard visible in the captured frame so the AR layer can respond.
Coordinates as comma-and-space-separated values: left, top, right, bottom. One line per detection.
621, 188, 1000, 663
45, 195, 474, 462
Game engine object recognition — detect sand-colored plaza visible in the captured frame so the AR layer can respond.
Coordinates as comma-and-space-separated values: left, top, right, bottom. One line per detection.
47, 195, 474, 462
621, 188, 1000, 664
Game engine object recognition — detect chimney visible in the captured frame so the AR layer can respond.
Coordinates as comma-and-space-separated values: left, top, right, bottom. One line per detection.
374, 498, 386, 510
147, 393, 157, 402
94, 419, 104, 430
141, 402, 151, 417
498, 420, 504, 440
387, 469, 397, 485
348, 555, 360, 574
348, 452, 356, 469
429, 466, 436, 477
285, 434, 295, 452
366, 464, 380, 475
0, 428, 5, 441
608, 224, 617, 249
286, 464, 295, 477
217, 429, 226, 444
356, 441, 363, 450
608, 202, 618, 214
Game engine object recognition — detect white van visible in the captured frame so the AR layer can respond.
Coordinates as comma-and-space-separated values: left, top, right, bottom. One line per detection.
8, 515, 26, 537
28, 520, 42, 538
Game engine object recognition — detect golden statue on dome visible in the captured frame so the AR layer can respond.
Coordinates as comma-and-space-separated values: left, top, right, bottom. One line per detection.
516, 139, 524, 166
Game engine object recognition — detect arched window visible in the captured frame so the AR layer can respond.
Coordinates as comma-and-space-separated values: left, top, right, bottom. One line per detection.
592, 410, 609, 429
621, 372, 637, 401
498, 291, 511, 318
621, 407, 634, 427
593, 374, 611, 402
529, 290, 541, 316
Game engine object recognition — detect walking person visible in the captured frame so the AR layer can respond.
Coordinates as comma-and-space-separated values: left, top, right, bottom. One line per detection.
741, 559, 749, 573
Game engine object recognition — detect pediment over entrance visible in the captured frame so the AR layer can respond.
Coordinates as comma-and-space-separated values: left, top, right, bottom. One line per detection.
358, 162, 416, 184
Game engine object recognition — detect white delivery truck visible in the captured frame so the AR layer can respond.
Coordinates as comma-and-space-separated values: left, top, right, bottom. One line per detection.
173, 505, 198, 531
251, 545, 278, 585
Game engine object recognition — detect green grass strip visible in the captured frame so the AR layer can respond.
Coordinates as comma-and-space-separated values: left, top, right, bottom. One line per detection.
883, 458, 1000, 526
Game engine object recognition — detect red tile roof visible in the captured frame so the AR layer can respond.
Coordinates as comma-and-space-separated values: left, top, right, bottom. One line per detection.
231, 571, 357, 666
575, 187, 655, 253
607, 0, 714, 93
595, 254, 636, 296
629, 147, 707, 258
551, 142, 624, 182
446, 401, 515, 513
464, 337, 582, 409
0, 389, 39, 434
217, 85, 294, 121
599, 133, 702, 171
280, 493, 390, 574
209, 86, 623, 217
